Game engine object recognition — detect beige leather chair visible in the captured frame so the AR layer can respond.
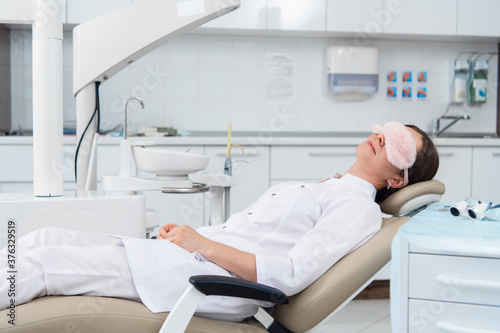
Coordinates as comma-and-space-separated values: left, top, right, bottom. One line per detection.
0, 180, 445, 333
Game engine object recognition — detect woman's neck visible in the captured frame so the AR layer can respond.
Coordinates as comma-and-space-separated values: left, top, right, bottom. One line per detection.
344, 163, 386, 190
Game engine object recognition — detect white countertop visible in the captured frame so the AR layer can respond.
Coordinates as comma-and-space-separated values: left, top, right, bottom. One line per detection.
1, 134, 500, 147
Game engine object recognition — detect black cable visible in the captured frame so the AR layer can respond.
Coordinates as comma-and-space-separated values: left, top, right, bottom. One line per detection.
74, 82, 101, 183
95, 81, 101, 134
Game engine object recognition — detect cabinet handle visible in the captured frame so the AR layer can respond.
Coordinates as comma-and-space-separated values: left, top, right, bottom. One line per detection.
216, 151, 256, 157
438, 153, 455, 158
492, 153, 500, 157
437, 321, 500, 333
436, 274, 500, 291
308, 152, 356, 157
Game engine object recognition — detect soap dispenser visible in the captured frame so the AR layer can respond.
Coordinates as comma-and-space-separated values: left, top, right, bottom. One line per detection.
468, 59, 488, 104
450, 59, 469, 104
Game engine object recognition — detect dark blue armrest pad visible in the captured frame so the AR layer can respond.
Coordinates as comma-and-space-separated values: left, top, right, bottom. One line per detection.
189, 275, 289, 305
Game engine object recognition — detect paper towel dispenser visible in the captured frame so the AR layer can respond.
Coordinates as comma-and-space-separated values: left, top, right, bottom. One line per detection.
326, 46, 379, 100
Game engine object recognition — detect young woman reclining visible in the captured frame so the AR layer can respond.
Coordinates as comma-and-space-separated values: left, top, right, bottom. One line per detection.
0, 122, 439, 322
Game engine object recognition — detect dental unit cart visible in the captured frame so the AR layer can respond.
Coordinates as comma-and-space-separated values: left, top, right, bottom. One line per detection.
391, 202, 500, 332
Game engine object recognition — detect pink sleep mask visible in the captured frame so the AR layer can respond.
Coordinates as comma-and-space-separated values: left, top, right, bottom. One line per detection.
371, 121, 417, 186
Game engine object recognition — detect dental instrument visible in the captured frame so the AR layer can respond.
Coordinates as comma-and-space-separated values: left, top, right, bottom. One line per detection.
224, 123, 233, 176
451, 201, 500, 220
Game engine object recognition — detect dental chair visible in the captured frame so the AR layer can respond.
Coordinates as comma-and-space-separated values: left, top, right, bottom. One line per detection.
0, 179, 445, 333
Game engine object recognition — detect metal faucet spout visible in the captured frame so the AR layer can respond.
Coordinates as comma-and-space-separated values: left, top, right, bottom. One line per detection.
432, 113, 471, 137
124, 97, 145, 140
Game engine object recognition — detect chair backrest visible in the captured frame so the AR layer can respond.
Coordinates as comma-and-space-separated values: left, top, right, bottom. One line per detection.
271, 179, 445, 332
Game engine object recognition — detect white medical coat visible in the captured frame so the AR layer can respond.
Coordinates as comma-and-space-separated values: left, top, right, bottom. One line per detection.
122, 173, 382, 322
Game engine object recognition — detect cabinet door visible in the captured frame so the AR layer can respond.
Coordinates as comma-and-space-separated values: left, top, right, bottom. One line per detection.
0, 145, 33, 182
202, 0, 267, 29
472, 147, 500, 202
67, 0, 131, 24
271, 146, 357, 181
0, 182, 33, 194
457, 0, 500, 37
267, 0, 326, 31
326, 0, 384, 33
204, 145, 270, 216
382, 0, 457, 36
434, 147, 472, 202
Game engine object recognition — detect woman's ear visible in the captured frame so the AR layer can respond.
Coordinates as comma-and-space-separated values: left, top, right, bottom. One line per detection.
388, 176, 405, 189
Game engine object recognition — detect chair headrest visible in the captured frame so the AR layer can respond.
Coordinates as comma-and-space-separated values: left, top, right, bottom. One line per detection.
379, 179, 446, 216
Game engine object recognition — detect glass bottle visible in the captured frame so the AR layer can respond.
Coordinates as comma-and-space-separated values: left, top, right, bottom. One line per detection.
468, 59, 488, 104
450, 59, 469, 104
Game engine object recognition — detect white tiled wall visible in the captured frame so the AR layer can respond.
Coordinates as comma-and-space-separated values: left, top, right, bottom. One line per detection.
9, 29, 499, 134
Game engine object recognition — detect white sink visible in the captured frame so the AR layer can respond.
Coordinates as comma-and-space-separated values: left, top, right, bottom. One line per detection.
132, 146, 209, 176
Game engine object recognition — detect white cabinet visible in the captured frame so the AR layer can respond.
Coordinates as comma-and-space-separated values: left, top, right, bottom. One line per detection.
326, 0, 384, 33
394, 222, 500, 333
267, 0, 326, 31
457, 0, 500, 37
382, 0, 457, 36
204, 145, 270, 216
271, 146, 357, 183
434, 147, 472, 202
66, 0, 131, 24
472, 147, 500, 202
202, 0, 267, 30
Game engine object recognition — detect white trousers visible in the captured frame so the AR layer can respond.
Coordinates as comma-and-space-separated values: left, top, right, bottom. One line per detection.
0, 227, 141, 309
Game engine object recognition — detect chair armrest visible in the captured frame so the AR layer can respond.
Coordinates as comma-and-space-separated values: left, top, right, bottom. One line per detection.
159, 275, 290, 333
189, 275, 289, 305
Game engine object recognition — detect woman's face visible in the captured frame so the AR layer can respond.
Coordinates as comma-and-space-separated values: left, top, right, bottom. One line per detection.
356, 127, 423, 182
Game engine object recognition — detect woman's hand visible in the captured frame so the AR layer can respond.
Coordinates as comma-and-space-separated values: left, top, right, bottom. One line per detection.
156, 223, 257, 282
157, 224, 212, 254
157, 223, 178, 240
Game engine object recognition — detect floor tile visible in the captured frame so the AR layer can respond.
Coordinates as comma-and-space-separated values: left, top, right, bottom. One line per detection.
312, 299, 391, 333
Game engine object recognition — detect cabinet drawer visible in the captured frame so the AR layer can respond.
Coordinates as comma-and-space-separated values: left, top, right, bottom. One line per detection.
409, 299, 500, 333
271, 146, 356, 180
409, 253, 500, 307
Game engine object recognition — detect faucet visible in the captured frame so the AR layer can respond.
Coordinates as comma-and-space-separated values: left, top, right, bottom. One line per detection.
124, 96, 145, 139
432, 108, 471, 137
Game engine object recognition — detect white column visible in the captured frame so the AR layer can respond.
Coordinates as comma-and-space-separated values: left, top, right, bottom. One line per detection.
32, 0, 64, 197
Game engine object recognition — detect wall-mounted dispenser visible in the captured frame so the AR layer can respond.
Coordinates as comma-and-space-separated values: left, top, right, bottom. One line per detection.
450, 52, 497, 105
468, 58, 489, 105
326, 46, 379, 101
450, 58, 470, 104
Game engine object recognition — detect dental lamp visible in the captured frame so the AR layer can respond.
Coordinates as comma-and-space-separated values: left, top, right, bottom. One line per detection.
73, 0, 240, 191
0, 0, 64, 197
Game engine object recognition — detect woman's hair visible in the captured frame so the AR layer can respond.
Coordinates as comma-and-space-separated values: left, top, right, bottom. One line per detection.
375, 124, 439, 203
